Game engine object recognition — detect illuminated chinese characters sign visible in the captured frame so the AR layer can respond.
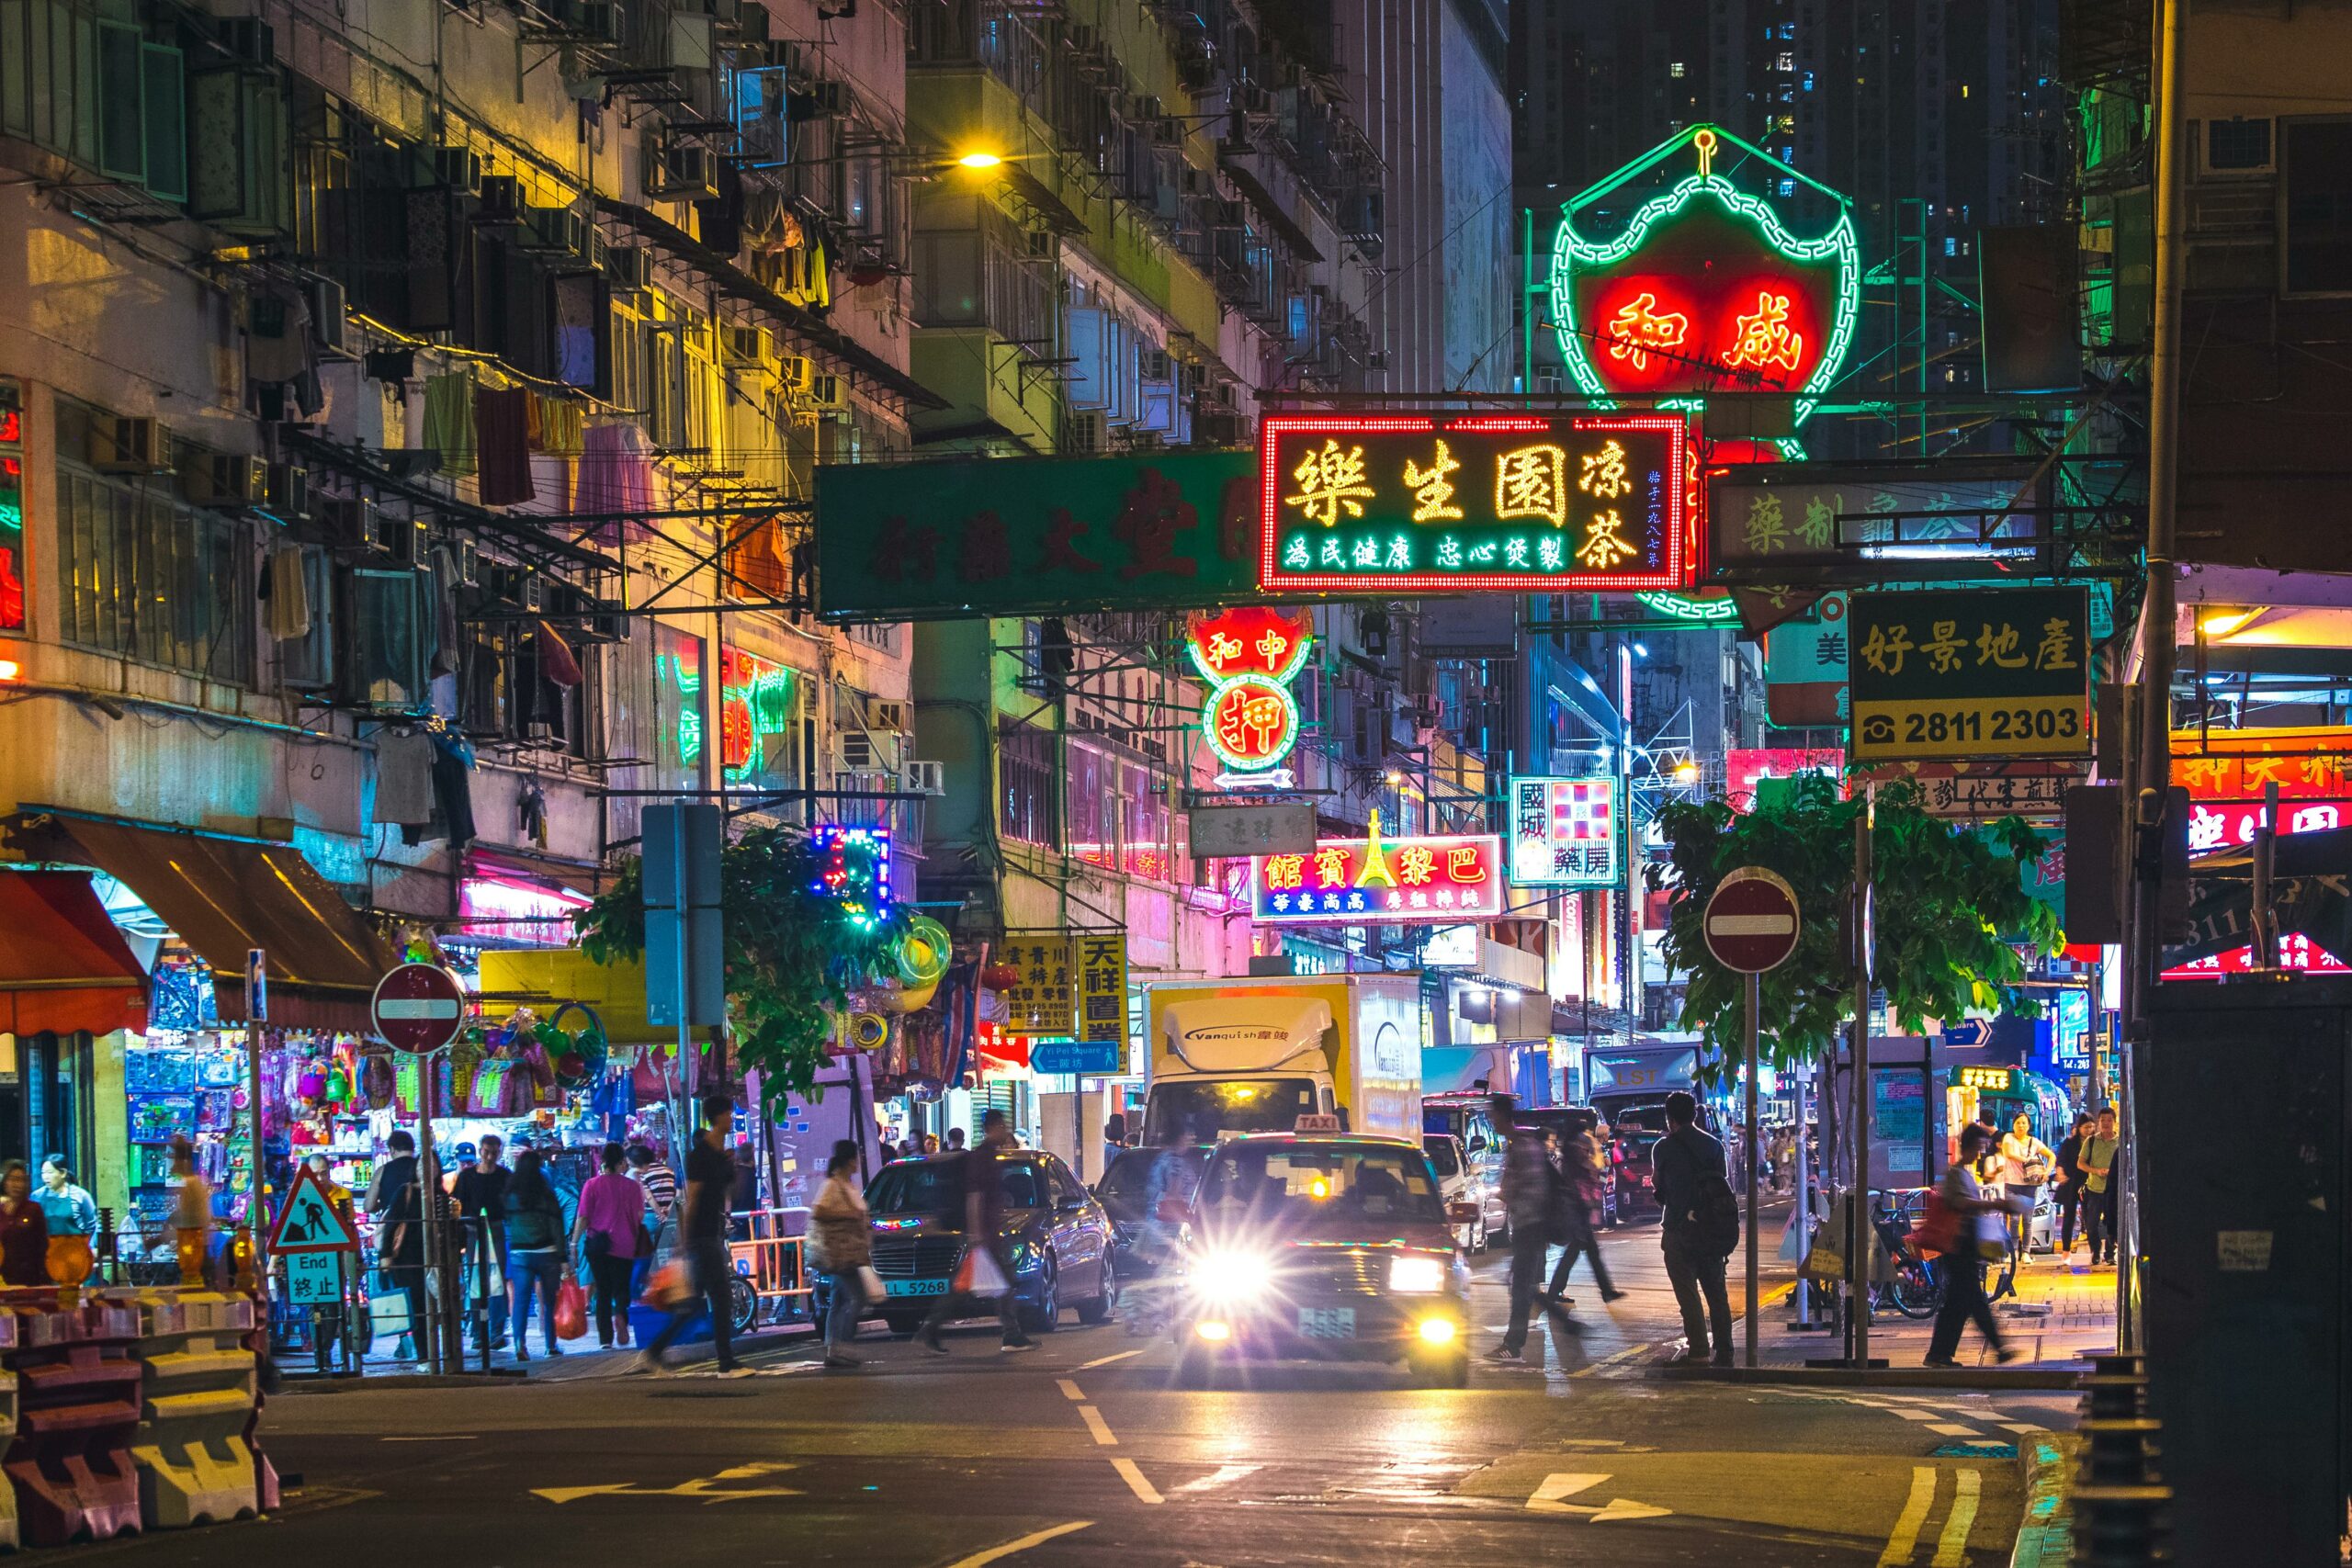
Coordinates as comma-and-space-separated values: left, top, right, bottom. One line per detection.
718, 647, 796, 784
1259, 414, 1690, 592
1186, 606, 1312, 781
1507, 776, 1620, 888
1848, 587, 2093, 763
1547, 126, 1859, 412
0, 378, 23, 633
1250, 813, 1506, 925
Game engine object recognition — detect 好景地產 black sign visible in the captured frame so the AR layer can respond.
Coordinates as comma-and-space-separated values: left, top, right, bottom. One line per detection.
1847, 586, 2093, 763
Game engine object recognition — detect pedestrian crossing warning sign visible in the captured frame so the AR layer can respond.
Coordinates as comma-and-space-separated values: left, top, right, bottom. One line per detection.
268, 1167, 360, 1255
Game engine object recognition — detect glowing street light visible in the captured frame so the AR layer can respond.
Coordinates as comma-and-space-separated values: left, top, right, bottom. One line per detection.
955, 150, 1003, 170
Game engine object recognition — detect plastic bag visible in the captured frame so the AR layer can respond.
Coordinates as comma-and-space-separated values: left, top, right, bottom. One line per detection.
641, 1258, 692, 1310
554, 1274, 589, 1340
953, 1246, 1011, 1299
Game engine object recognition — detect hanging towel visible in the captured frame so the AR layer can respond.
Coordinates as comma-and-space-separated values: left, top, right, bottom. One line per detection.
427, 547, 462, 677
421, 372, 478, 477
430, 733, 478, 851
537, 394, 584, 455
374, 729, 437, 827
535, 620, 583, 689
475, 385, 536, 505
266, 546, 311, 641
573, 422, 655, 519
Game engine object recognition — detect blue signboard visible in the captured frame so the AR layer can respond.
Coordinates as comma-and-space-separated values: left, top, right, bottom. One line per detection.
1029, 1041, 1122, 1076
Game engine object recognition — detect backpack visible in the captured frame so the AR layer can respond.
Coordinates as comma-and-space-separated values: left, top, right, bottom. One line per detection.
1660, 1130, 1741, 1258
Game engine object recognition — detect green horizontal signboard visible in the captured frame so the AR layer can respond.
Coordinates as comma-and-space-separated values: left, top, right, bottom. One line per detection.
814, 453, 1262, 622
1848, 585, 2093, 763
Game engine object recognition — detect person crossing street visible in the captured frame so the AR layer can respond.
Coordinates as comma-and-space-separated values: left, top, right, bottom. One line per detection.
1652, 1091, 1736, 1367
1486, 1095, 1560, 1362
638, 1095, 751, 1378
915, 1110, 1035, 1357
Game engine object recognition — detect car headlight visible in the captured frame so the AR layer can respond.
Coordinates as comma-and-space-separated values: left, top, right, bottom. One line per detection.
1387, 1254, 1448, 1294
1192, 1250, 1272, 1300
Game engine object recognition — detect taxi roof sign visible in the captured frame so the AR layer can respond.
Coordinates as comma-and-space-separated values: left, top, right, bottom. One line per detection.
1294, 1113, 1343, 1134
267, 1165, 360, 1255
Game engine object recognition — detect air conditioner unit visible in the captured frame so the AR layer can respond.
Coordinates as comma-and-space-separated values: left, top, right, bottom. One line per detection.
1069, 25, 1099, 52
320, 496, 380, 552
572, 0, 626, 46
1066, 410, 1106, 455
648, 141, 718, 201
455, 534, 481, 584
216, 16, 273, 64
730, 3, 770, 43
1181, 166, 1212, 197
721, 324, 773, 368
806, 79, 850, 118
1139, 347, 1174, 381
186, 454, 266, 509
586, 598, 635, 643
306, 276, 354, 359
385, 510, 426, 566
522, 573, 547, 612
807, 372, 845, 411
518, 204, 585, 256
473, 174, 523, 225
865, 697, 909, 732
434, 144, 482, 195
605, 244, 651, 293
1198, 411, 1244, 447
839, 729, 877, 770
265, 463, 310, 517
776, 354, 813, 391
92, 415, 171, 473
759, 39, 803, 75
902, 760, 945, 797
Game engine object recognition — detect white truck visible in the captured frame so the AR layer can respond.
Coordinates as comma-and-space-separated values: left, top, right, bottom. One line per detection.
1140, 975, 1423, 1145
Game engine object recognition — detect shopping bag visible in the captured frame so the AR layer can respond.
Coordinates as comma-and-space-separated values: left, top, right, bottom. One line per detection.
368, 1272, 412, 1338
640, 1258, 692, 1311
554, 1274, 589, 1340
854, 1265, 886, 1302
953, 1246, 1011, 1298
1910, 1190, 1962, 1257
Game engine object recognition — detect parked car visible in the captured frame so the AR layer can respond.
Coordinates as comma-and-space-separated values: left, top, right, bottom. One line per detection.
865, 1151, 1115, 1336
1420, 1134, 1501, 1252
1093, 1145, 1213, 1285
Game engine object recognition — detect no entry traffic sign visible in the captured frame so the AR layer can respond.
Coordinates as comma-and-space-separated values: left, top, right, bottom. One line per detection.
1702, 867, 1803, 974
371, 962, 468, 1054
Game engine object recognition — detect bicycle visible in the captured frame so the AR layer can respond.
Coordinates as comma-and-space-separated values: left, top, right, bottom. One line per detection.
1870, 1194, 1947, 1320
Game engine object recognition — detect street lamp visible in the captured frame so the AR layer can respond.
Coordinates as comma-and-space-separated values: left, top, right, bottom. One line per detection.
955, 150, 1004, 170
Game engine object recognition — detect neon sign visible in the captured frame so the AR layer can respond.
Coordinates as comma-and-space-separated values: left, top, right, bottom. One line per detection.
1507, 776, 1620, 888
1258, 414, 1691, 592
1546, 125, 1860, 414
809, 825, 892, 932
0, 378, 21, 633
1249, 810, 1506, 925
718, 647, 795, 784
1187, 605, 1312, 778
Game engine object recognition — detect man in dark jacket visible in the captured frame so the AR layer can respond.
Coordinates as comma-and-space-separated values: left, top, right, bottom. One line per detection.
451, 1134, 510, 1351
2052, 1112, 2092, 1256
1487, 1095, 1560, 1362
1652, 1090, 1734, 1366
916, 1109, 1035, 1355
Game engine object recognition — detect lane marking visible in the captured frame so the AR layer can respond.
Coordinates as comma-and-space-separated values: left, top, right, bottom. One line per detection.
1528, 1472, 1611, 1513
533, 1462, 801, 1506
1171, 1464, 1261, 1495
1877, 1466, 1939, 1566
1888, 1409, 1938, 1421
1925, 1423, 1983, 1438
1056, 1379, 1085, 1402
944, 1521, 1094, 1568
380, 1435, 476, 1442
1110, 1458, 1163, 1505
1568, 1344, 1649, 1378
1077, 1348, 1146, 1371
1931, 1468, 1982, 1567
1076, 1404, 1117, 1446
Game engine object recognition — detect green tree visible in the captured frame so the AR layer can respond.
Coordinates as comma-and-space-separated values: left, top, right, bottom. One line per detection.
573, 823, 910, 1103
1647, 775, 2060, 1073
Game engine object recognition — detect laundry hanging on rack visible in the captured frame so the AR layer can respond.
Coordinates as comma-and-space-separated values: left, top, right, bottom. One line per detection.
427, 546, 462, 677
535, 620, 583, 689
475, 384, 536, 505
373, 728, 436, 827
265, 545, 311, 641
526, 391, 584, 455
573, 421, 656, 521
247, 286, 323, 418
421, 372, 478, 477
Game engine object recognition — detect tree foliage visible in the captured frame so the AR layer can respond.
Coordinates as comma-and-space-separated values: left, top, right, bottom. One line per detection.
573, 824, 910, 1103
1646, 775, 2061, 1073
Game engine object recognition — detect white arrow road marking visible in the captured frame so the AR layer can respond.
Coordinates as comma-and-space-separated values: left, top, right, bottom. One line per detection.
1525, 1472, 1674, 1523
1110, 1458, 1163, 1505
533, 1462, 799, 1505
1930, 1469, 1981, 1568
1170, 1464, 1261, 1495
1877, 1466, 1939, 1565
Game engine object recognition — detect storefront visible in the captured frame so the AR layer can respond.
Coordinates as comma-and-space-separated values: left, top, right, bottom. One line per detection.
0, 870, 148, 1210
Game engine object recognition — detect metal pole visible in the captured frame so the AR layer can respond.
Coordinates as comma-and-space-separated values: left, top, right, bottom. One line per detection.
1849, 787, 1874, 1367
1792, 1059, 1813, 1324
1744, 970, 1761, 1368
417, 1055, 444, 1375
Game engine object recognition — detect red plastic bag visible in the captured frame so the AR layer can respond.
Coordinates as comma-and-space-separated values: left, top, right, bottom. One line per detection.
641, 1258, 691, 1311
554, 1274, 589, 1340
1910, 1190, 1962, 1257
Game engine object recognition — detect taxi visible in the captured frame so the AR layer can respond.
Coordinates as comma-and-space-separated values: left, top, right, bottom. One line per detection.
1167, 1129, 1474, 1387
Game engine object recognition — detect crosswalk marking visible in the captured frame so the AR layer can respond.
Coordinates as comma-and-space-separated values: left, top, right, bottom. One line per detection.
1924, 1423, 1982, 1438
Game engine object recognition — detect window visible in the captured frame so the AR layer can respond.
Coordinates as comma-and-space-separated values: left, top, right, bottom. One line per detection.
999, 719, 1059, 847
2205, 117, 2274, 175
2285, 119, 2352, 293
54, 457, 254, 685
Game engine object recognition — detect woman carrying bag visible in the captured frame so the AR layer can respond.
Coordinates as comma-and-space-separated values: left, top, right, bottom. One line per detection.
810, 1141, 878, 1371
503, 1149, 569, 1360
573, 1142, 652, 1350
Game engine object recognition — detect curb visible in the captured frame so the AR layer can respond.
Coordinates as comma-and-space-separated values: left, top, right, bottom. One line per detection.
1647, 1363, 2086, 1391
2009, 1427, 2078, 1568
277, 1324, 819, 1392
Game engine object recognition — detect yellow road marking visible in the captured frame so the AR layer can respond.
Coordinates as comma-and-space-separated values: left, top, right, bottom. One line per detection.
1930, 1469, 1981, 1567
1077, 1404, 1117, 1446
1877, 1466, 1939, 1566
944, 1520, 1094, 1568
1056, 1379, 1085, 1401
1077, 1348, 1146, 1371
1111, 1458, 1163, 1505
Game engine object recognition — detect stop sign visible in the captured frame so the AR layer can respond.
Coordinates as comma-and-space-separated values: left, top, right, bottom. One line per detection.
371, 964, 468, 1054
1702, 867, 1803, 974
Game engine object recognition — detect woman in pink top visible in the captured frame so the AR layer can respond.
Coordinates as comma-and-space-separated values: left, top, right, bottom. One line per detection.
571, 1142, 652, 1348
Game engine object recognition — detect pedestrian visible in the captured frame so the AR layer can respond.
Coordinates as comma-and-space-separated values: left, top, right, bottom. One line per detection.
1924, 1123, 2025, 1367
2053, 1112, 2093, 1256
1652, 1090, 1736, 1367
922, 1134, 942, 1156
368, 1130, 427, 1360
627, 1143, 679, 1223
2079, 1107, 2120, 1267
810, 1140, 873, 1370
503, 1149, 568, 1361
36, 1156, 96, 1237
1099, 1115, 1124, 1170
572, 1142, 650, 1350
451, 1134, 511, 1350
915, 1109, 1035, 1356
0, 1161, 49, 1286
639, 1094, 752, 1378
1544, 1119, 1624, 1309
1996, 1113, 2054, 1269
1486, 1094, 1559, 1362
946, 1128, 967, 1153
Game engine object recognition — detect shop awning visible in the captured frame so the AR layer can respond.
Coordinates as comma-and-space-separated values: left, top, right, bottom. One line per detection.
5, 810, 401, 1032
0, 872, 148, 1037
476, 948, 713, 1047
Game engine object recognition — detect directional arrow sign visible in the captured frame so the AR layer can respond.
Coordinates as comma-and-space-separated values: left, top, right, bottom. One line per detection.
1526, 1472, 1674, 1523
1942, 1018, 1993, 1051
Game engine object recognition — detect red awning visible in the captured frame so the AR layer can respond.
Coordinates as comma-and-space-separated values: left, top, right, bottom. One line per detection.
0, 872, 148, 1036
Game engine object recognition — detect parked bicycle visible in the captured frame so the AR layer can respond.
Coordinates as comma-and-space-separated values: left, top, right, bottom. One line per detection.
1871, 1191, 1946, 1320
